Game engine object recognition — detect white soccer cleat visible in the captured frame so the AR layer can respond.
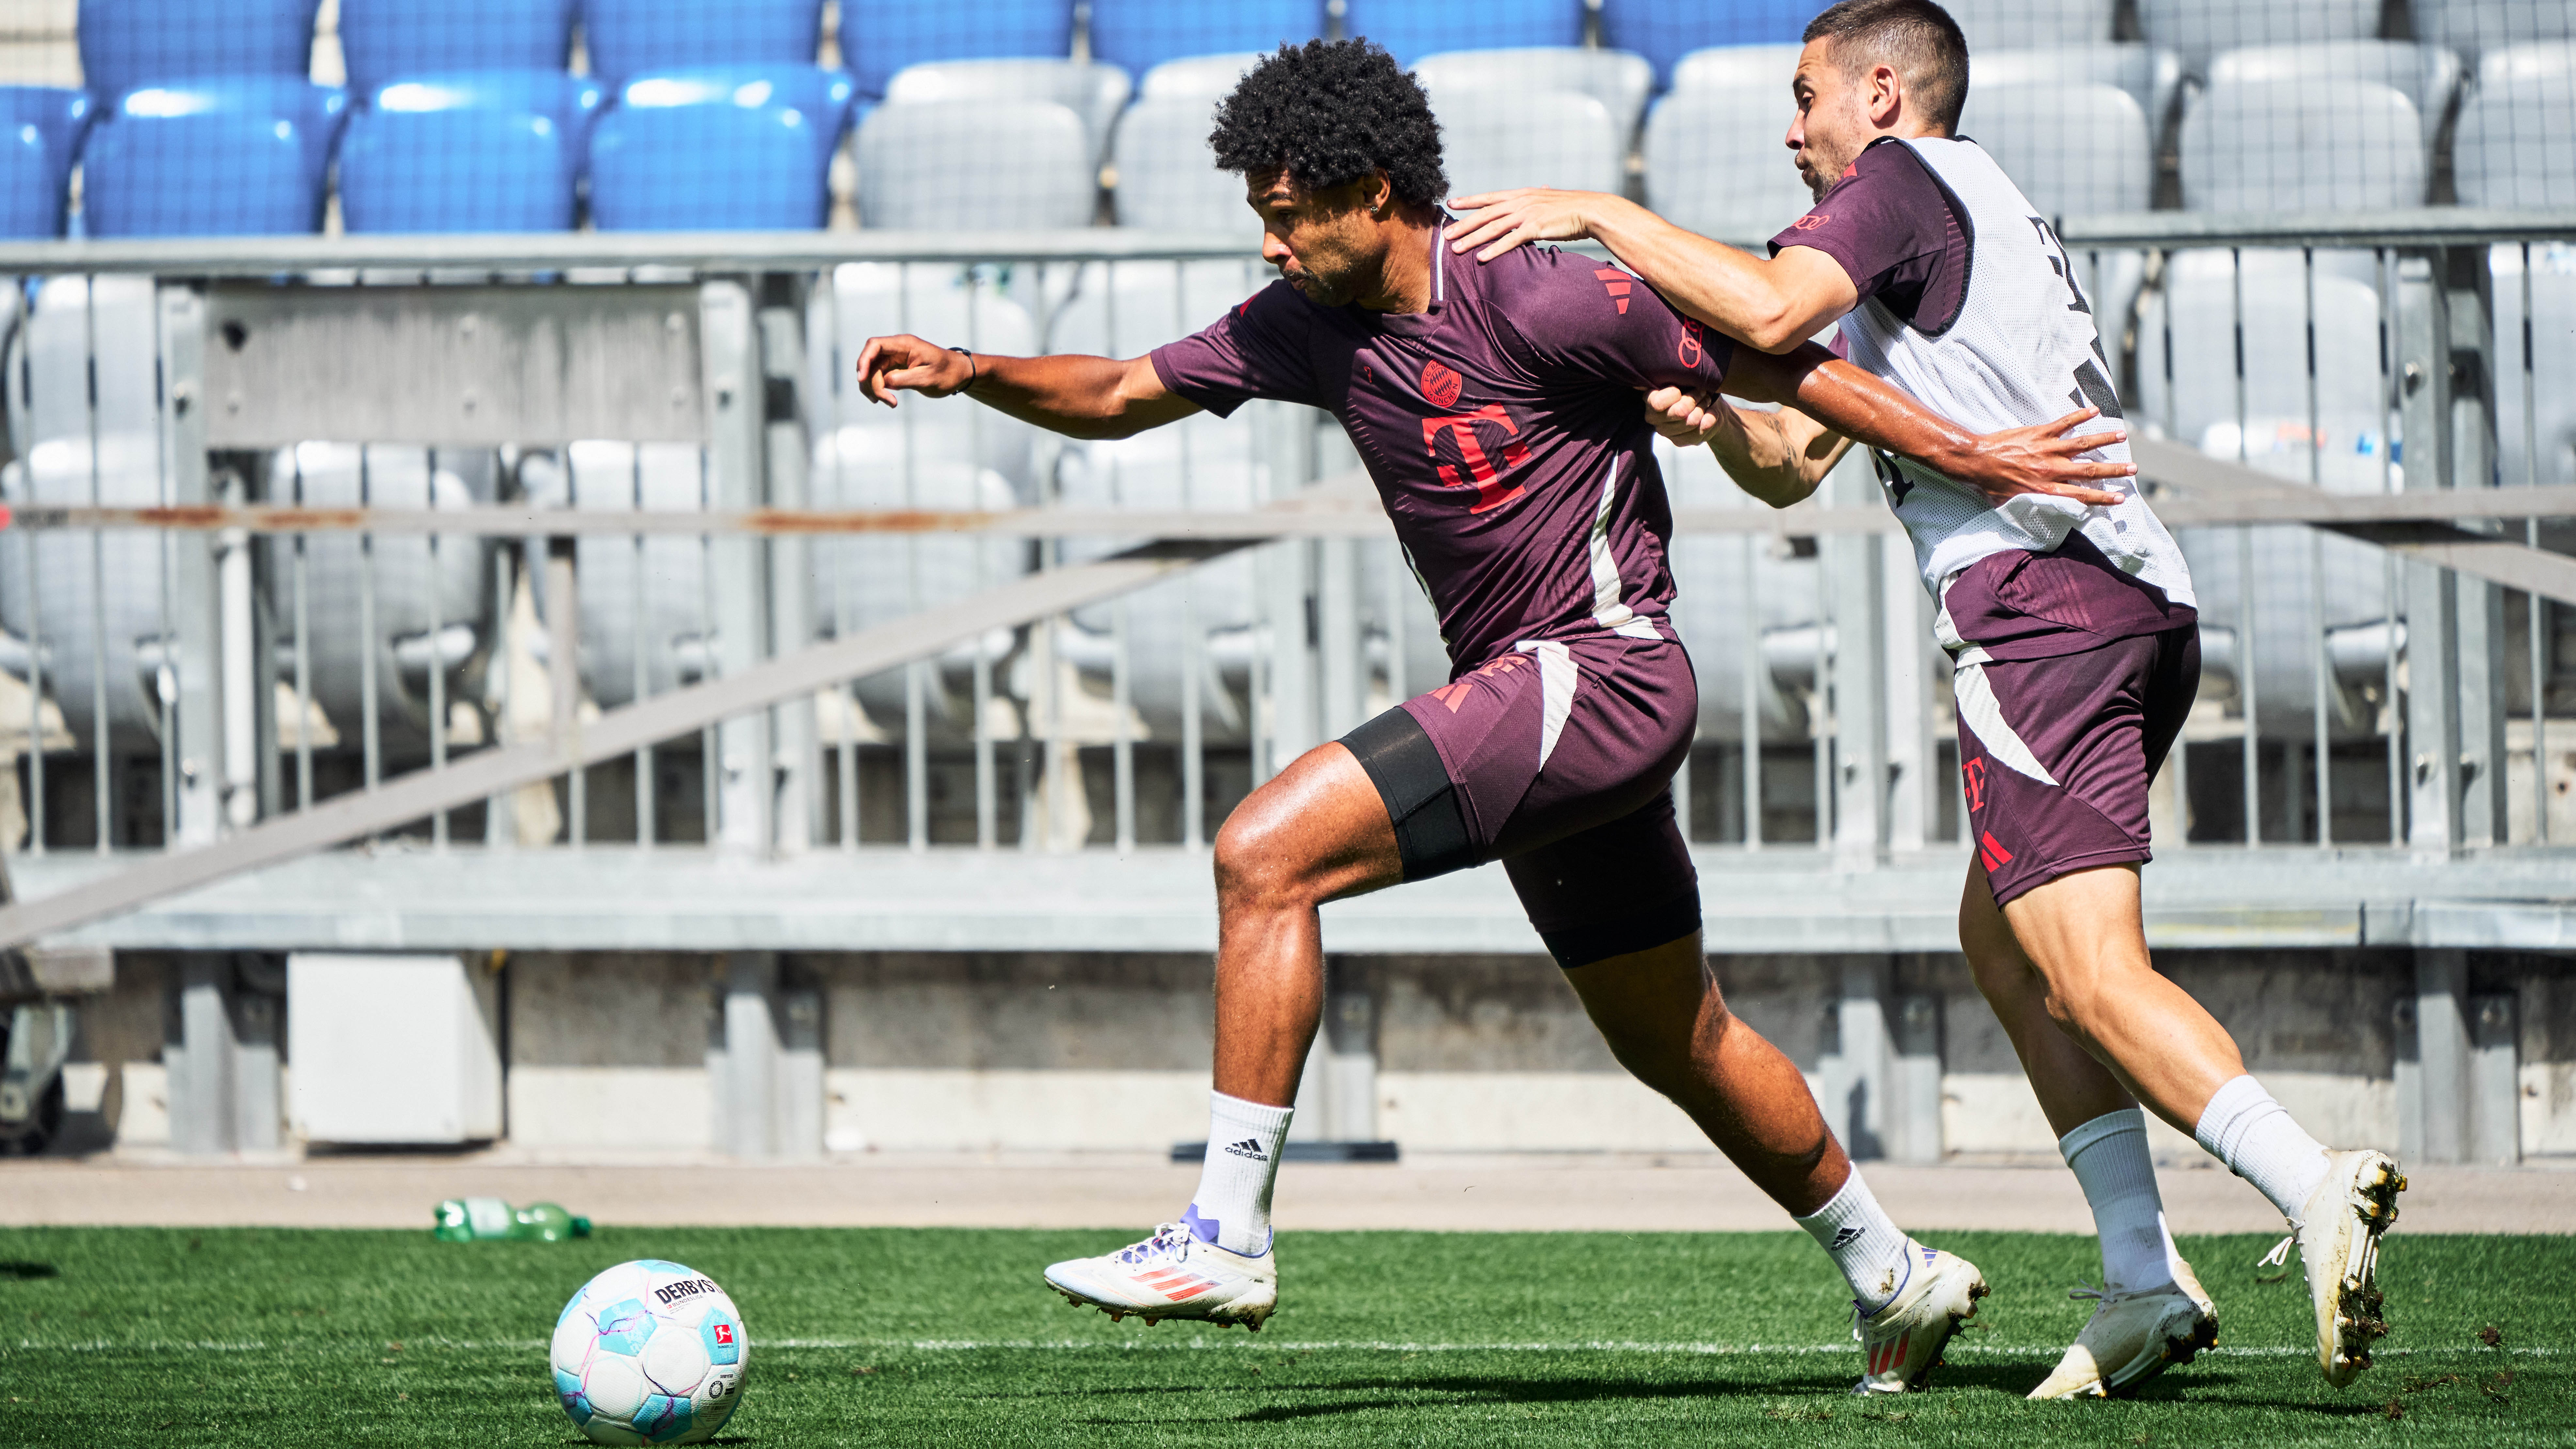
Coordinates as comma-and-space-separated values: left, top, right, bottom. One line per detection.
2272, 1147, 2404, 1387
1042, 1221, 1278, 1330
2025, 1257, 2220, 1399
1851, 1244, 1987, 1394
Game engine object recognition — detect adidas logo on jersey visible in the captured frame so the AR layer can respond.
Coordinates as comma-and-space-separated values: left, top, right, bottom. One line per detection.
1593, 266, 1633, 314
1223, 1138, 1269, 1162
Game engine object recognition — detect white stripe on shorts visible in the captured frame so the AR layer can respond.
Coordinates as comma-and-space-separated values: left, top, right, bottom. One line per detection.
1516, 639, 1578, 771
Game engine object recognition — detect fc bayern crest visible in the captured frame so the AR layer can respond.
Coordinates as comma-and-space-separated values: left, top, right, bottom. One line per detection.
1421, 360, 1462, 409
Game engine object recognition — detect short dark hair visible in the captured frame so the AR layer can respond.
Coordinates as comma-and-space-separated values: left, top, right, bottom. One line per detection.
1208, 39, 1448, 209
1803, 0, 1970, 134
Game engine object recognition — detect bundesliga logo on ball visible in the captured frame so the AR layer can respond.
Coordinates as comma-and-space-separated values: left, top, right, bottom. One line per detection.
550, 1260, 749, 1445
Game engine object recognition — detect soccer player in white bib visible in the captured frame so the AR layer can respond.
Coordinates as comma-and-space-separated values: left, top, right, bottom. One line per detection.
1448, 0, 2405, 1399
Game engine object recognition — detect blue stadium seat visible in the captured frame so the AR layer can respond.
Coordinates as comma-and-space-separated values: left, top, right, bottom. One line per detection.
1599, 0, 1828, 88
78, 78, 346, 236
338, 72, 603, 233
583, 0, 823, 89
588, 67, 854, 231
0, 87, 91, 238
836, 0, 1072, 99
336, 0, 577, 97
76, 0, 319, 98
1341, 0, 1583, 67
1087, 1, 1321, 83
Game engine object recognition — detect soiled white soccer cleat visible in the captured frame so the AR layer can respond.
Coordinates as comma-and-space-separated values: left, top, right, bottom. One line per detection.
1042, 1220, 1278, 1330
2025, 1257, 2220, 1399
1851, 1244, 1988, 1394
2271, 1147, 2405, 1387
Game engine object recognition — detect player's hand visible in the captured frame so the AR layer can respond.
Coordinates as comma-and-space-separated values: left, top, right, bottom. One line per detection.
1642, 386, 1725, 448
854, 333, 974, 407
1444, 188, 1622, 262
1955, 406, 2133, 509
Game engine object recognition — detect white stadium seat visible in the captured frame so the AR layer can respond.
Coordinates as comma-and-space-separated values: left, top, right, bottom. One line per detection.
2137, 0, 2383, 72
1139, 52, 1266, 103
2178, 78, 2427, 211
0, 434, 173, 751
2493, 242, 2576, 489
1943, 0, 2115, 51
1644, 87, 1817, 244
2416, 0, 2576, 60
1113, 94, 1247, 231
2135, 249, 2398, 733
1668, 42, 1803, 96
1435, 89, 1626, 200
2453, 42, 2576, 208
265, 443, 494, 743
520, 442, 714, 710
2208, 41, 2465, 140
1414, 46, 1656, 138
882, 60, 1133, 168
856, 100, 1097, 230
1958, 81, 2153, 218
1969, 44, 2185, 136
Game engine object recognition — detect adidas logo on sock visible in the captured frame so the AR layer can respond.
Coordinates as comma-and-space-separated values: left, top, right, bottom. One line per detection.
1223, 1137, 1269, 1162
1829, 1227, 1864, 1251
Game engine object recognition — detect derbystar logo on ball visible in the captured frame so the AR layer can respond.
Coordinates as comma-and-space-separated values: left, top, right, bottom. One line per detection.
551, 1259, 750, 1445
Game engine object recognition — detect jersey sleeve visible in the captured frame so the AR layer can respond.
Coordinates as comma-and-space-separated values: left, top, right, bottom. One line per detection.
1147, 281, 1323, 417
1768, 137, 1961, 322
1487, 245, 1736, 394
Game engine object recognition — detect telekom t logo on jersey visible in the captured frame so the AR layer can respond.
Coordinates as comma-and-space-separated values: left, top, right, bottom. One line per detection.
1416, 361, 1528, 512
1422, 404, 1529, 513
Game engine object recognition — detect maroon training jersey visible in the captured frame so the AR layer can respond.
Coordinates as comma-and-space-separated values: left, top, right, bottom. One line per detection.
1150, 236, 1735, 673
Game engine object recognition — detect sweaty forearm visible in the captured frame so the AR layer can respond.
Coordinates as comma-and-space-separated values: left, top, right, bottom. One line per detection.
962, 353, 1170, 440
1746, 346, 1986, 480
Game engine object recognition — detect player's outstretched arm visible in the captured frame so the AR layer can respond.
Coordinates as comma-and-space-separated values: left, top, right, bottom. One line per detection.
1445, 189, 1857, 353
1726, 345, 2132, 507
855, 333, 1200, 441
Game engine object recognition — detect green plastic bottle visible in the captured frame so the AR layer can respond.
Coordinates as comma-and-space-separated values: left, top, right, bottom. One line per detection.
433, 1197, 593, 1243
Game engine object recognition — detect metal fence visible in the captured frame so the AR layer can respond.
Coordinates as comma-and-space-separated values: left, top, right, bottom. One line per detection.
0, 213, 2569, 948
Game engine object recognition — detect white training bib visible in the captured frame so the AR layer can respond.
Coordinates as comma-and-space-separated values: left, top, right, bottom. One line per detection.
1833, 136, 2195, 616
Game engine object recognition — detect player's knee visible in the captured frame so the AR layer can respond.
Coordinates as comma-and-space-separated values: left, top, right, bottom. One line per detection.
1211, 810, 1315, 912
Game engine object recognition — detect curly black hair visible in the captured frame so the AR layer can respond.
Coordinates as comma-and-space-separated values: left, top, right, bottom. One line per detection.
1208, 39, 1447, 209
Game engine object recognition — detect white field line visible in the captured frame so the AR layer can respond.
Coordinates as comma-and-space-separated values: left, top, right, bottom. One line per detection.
11, 1338, 2560, 1360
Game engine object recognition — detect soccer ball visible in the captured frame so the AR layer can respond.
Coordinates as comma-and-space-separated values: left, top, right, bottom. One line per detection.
549, 1259, 749, 1445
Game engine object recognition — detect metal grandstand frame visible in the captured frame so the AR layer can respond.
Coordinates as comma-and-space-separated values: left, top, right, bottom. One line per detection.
0, 212, 2569, 964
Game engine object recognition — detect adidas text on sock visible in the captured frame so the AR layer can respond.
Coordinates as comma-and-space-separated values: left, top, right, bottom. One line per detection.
1795, 1170, 1916, 1313
1187, 1090, 1292, 1256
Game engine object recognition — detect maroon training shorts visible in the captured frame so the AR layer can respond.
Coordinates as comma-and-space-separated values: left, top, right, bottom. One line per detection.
1339, 627, 1699, 968
1956, 624, 2200, 906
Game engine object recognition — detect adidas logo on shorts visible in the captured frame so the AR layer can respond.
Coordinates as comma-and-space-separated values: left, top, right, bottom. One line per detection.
1223, 1138, 1269, 1162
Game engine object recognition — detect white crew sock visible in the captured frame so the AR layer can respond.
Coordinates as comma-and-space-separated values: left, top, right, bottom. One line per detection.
1184, 1090, 1292, 1256
2193, 1075, 2332, 1221
1794, 1170, 1920, 1314
2060, 1108, 2187, 1294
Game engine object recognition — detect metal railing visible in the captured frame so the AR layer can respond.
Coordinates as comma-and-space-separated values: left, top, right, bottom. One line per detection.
0, 214, 2568, 947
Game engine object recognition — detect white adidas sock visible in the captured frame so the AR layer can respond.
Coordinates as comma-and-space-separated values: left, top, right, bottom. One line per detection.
2193, 1075, 2332, 1221
2060, 1108, 2187, 1294
1184, 1090, 1292, 1256
1794, 1170, 1919, 1314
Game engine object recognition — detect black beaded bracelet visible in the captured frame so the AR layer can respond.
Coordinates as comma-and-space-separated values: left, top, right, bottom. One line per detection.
955, 346, 978, 388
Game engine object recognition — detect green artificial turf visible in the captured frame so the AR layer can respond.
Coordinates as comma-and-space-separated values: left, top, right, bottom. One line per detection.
0, 1225, 2564, 1446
